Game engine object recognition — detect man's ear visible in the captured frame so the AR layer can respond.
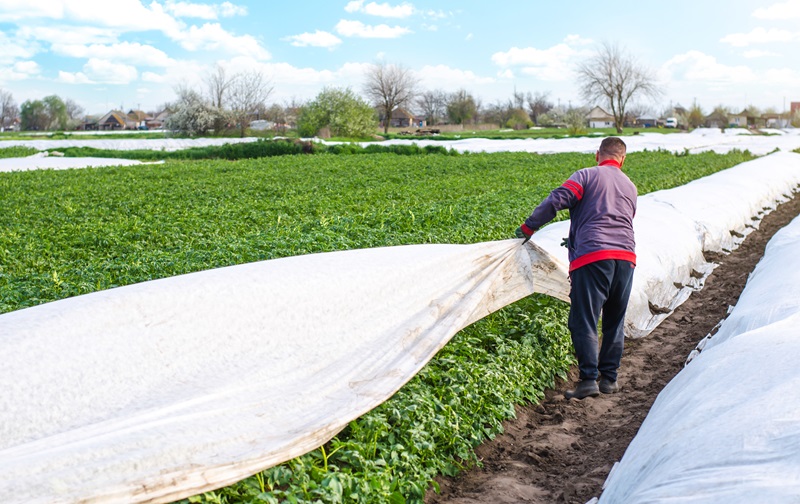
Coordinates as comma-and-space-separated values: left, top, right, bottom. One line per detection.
619, 154, 626, 167
595, 151, 600, 163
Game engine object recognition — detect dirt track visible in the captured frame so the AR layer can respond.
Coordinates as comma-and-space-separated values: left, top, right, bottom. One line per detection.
425, 193, 800, 504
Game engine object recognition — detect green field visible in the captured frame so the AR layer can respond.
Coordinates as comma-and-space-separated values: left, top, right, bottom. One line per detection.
0, 149, 755, 503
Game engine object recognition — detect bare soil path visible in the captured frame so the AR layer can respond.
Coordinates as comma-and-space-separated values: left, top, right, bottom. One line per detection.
425, 194, 800, 504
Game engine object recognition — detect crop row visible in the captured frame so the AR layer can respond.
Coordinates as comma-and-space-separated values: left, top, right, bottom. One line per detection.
0, 149, 755, 503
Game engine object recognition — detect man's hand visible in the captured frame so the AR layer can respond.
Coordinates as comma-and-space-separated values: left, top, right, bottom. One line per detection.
515, 224, 533, 243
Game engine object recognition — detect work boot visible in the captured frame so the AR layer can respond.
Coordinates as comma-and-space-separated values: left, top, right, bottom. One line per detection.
564, 379, 600, 400
598, 376, 619, 394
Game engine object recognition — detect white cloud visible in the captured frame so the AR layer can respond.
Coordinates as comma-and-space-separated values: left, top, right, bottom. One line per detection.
0, 31, 39, 63
284, 30, 342, 48
164, 0, 247, 19
424, 9, 449, 19
490, 36, 593, 81
753, 0, 800, 19
344, 1, 364, 13
164, 0, 218, 19
0, 60, 41, 81
57, 70, 93, 84
465, 33, 473, 41
139, 59, 208, 89
417, 64, 494, 88
84, 58, 138, 84
218, 1, 247, 17
661, 50, 756, 83
742, 49, 779, 58
0, 0, 184, 37
345, 0, 414, 17
175, 23, 271, 59
0, 1, 63, 21
52, 42, 175, 67
68, 0, 182, 35
17, 25, 117, 45
763, 67, 800, 84
142, 71, 166, 83
13, 60, 40, 74
720, 27, 799, 46
497, 69, 514, 79
335, 19, 411, 38
563, 34, 593, 46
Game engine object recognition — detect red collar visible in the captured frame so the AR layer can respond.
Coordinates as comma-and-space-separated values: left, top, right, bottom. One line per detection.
598, 159, 622, 169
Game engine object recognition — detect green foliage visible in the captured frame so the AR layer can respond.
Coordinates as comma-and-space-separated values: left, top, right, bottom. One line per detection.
0, 149, 756, 502
686, 104, 705, 129
42, 95, 68, 131
51, 140, 460, 161
446, 90, 477, 125
505, 108, 533, 130
0, 146, 38, 158
564, 108, 588, 135
20, 99, 48, 131
20, 95, 68, 131
297, 87, 377, 138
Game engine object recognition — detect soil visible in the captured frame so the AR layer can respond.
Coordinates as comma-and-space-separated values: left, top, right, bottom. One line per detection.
425, 193, 800, 504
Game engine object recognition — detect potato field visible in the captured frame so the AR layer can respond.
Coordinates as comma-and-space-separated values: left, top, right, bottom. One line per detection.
0, 149, 757, 503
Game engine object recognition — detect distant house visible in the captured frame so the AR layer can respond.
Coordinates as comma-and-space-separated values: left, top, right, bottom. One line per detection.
97, 110, 128, 130
127, 109, 149, 129
636, 115, 658, 128
704, 109, 729, 128
586, 106, 614, 128
791, 102, 800, 115
762, 113, 789, 128
389, 107, 415, 128
729, 110, 753, 128
146, 110, 169, 130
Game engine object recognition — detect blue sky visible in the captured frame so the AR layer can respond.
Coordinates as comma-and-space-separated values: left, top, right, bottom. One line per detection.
1, 0, 798, 116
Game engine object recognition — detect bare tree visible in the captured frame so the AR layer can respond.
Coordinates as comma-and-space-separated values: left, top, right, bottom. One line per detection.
0, 88, 18, 131
206, 64, 232, 109
415, 89, 446, 126
364, 62, 417, 134
64, 98, 85, 129
228, 70, 274, 137
525, 91, 553, 126
576, 42, 662, 133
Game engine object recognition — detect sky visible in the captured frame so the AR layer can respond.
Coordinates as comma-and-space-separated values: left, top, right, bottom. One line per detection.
0, 0, 799, 116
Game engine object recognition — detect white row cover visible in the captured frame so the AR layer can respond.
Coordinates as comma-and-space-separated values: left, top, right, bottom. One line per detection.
2, 152, 799, 503
0, 241, 570, 503
0, 152, 159, 172
599, 214, 800, 503
2, 127, 800, 157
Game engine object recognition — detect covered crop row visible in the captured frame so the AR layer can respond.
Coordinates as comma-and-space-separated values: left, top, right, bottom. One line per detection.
0, 151, 757, 503
600, 204, 800, 503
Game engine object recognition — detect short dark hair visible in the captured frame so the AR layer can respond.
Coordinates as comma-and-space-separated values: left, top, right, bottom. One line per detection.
598, 137, 627, 159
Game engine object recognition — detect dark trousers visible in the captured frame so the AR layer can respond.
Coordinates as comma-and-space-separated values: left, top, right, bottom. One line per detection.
568, 259, 635, 382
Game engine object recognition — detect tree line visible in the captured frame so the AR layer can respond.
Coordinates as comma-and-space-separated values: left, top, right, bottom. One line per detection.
2, 42, 798, 136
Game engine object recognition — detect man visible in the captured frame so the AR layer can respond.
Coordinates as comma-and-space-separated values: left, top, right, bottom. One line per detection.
515, 137, 637, 400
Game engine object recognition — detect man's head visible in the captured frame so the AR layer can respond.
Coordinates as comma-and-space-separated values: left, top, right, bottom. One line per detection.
596, 137, 627, 165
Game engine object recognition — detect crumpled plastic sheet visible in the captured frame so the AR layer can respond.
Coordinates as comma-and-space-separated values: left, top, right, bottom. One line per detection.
2, 152, 800, 503
598, 213, 800, 503
0, 240, 569, 503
